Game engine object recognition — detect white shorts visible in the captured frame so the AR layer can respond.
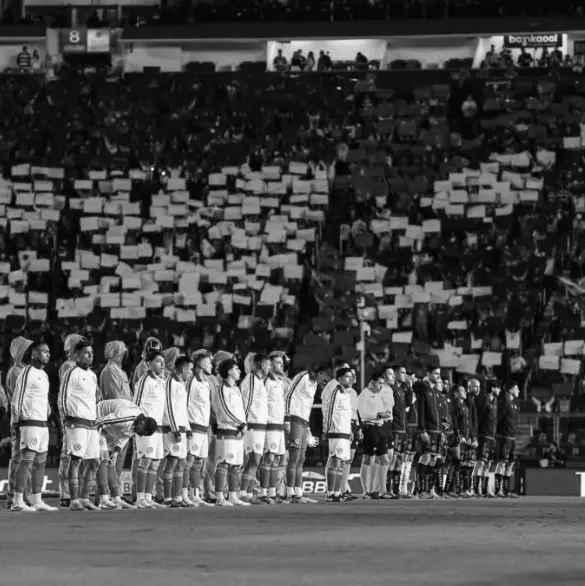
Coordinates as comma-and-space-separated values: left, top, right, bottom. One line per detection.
329, 438, 351, 462
19, 426, 49, 453
163, 432, 188, 459
66, 427, 101, 459
188, 431, 209, 459
135, 432, 164, 460
264, 429, 286, 455
244, 429, 267, 456
216, 437, 244, 466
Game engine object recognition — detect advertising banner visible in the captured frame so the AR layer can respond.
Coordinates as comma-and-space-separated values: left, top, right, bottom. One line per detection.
60, 28, 111, 54
503, 34, 561, 48
524, 468, 585, 496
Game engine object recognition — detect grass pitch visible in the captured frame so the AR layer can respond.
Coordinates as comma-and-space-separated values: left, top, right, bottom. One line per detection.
1, 497, 584, 586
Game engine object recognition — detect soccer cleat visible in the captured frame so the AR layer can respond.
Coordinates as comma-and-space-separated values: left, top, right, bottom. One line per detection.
70, 501, 87, 512
115, 498, 135, 510
258, 495, 275, 505
370, 492, 380, 500
380, 492, 400, 500
59, 499, 70, 508
99, 497, 118, 510
238, 495, 251, 504
136, 498, 153, 509
301, 495, 318, 503
495, 492, 506, 499
417, 492, 431, 500
343, 491, 358, 501
149, 500, 168, 509
228, 497, 251, 507
170, 500, 190, 508
215, 498, 234, 507
11, 502, 36, 513
33, 502, 58, 512
193, 496, 214, 507
247, 497, 264, 505
273, 495, 289, 504
181, 496, 199, 508
286, 495, 301, 504
505, 492, 520, 499
326, 494, 341, 503
80, 499, 100, 511
362, 492, 373, 499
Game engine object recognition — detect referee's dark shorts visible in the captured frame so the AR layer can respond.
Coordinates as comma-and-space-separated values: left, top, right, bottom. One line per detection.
362, 422, 390, 457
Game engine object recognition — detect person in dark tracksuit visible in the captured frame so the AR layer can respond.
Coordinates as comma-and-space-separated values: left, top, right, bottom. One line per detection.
445, 386, 472, 497
494, 381, 520, 498
402, 373, 418, 497
433, 381, 452, 498
389, 366, 408, 498
465, 379, 480, 495
415, 365, 442, 499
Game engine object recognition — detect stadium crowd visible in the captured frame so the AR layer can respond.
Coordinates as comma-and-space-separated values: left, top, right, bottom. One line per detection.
1, 15, 585, 506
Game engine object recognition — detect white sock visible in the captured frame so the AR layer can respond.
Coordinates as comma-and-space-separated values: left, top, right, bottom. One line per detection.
14, 492, 24, 505
136, 492, 145, 501
100, 494, 110, 504
31, 493, 42, 506
145, 492, 153, 503
286, 486, 294, 497
260, 488, 268, 497
239, 490, 247, 498
333, 490, 341, 497
294, 487, 303, 498
228, 491, 239, 501
215, 491, 224, 501
268, 487, 277, 498
182, 488, 189, 500
247, 492, 254, 499
195, 488, 200, 498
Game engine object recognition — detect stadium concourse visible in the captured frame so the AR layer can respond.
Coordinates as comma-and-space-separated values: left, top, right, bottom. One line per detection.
0, 498, 584, 586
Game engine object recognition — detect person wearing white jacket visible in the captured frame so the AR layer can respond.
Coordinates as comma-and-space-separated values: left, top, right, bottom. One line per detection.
11, 340, 56, 512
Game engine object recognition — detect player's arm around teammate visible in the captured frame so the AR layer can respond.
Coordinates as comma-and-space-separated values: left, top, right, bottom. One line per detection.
133, 350, 167, 509
213, 359, 250, 507
11, 341, 57, 512
161, 355, 193, 508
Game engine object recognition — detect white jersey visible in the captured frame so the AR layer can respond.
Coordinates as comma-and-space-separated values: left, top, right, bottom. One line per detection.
97, 399, 143, 450
11, 365, 50, 424
163, 376, 189, 432
186, 374, 211, 428
240, 373, 268, 425
213, 382, 245, 431
323, 385, 352, 436
133, 372, 166, 425
60, 365, 99, 421
285, 371, 317, 423
265, 373, 286, 425
357, 386, 389, 424
321, 380, 357, 421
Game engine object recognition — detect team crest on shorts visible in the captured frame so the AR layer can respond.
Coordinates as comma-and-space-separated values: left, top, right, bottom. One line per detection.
73, 444, 81, 451
147, 447, 154, 454
227, 453, 234, 460
293, 438, 300, 446
193, 444, 198, 451
336, 447, 344, 455
31, 438, 38, 445
270, 443, 277, 450
173, 444, 180, 452
255, 443, 262, 450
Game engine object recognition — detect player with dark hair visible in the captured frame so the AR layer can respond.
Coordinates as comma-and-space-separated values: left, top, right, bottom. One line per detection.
134, 350, 167, 509
431, 378, 451, 499
473, 381, 501, 497
239, 353, 271, 504
445, 385, 472, 498
494, 381, 520, 498
10, 340, 56, 512
285, 365, 327, 503
401, 371, 418, 497
213, 358, 249, 506
131, 337, 163, 390
96, 399, 158, 509
61, 338, 102, 511
465, 379, 480, 496
161, 355, 193, 507
389, 365, 409, 498
415, 365, 442, 499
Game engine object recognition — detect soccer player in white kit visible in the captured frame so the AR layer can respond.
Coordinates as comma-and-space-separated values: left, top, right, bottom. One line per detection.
134, 350, 167, 509
11, 340, 57, 512
285, 365, 327, 503
162, 355, 193, 507
96, 398, 158, 509
213, 358, 250, 507
239, 353, 270, 504
323, 367, 354, 502
184, 351, 214, 507
258, 352, 288, 504
131, 337, 163, 390
60, 338, 102, 512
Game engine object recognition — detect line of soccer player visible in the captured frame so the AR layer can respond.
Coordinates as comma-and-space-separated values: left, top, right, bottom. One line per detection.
4, 334, 520, 512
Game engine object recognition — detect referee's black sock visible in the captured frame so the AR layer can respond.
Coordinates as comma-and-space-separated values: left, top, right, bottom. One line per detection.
503, 476, 510, 495
495, 474, 502, 494
391, 471, 400, 495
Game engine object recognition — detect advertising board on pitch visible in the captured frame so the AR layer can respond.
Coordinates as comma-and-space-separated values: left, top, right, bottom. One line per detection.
503, 34, 561, 48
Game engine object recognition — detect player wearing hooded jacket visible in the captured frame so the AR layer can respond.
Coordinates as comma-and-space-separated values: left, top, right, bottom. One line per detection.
5, 336, 32, 509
